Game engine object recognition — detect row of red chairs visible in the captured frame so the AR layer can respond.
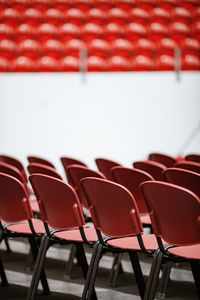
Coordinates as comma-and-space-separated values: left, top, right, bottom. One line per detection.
1, 7, 200, 26
1, 21, 200, 40
1, 37, 199, 58
0, 53, 199, 71
1, 0, 200, 11
0, 152, 199, 299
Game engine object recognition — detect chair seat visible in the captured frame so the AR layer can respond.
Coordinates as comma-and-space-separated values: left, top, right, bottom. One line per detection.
54, 227, 98, 243
6, 218, 45, 234
107, 234, 160, 251
140, 214, 151, 224
168, 244, 200, 260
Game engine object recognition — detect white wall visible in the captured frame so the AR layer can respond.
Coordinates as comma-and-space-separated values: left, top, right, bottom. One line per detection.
0, 72, 199, 174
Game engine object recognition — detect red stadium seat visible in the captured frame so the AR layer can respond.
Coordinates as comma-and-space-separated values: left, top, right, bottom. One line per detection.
16, 23, 36, 42
0, 57, 11, 72
31, 0, 51, 12
181, 54, 200, 70
65, 8, 86, 26
193, 6, 200, 21
192, 20, 200, 42
87, 56, 107, 71
148, 22, 169, 41
155, 54, 175, 70
36, 23, 60, 42
108, 55, 131, 71
64, 38, 86, 57
94, 0, 112, 12
82, 23, 104, 42
44, 8, 64, 25
150, 7, 170, 24
171, 6, 193, 24
129, 8, 150, 24
104, 23, 125, 41
60, 56, 79, 72
113, 0, 135, 11
134, 38, 157, 58
110, 38, 134, 58
126, 22, 147, 42
135, 0, 155, 12
0, 39, 17, 60
156, 37, 178, 56
60, 23, 81, 42
71, 0, 92, 12
23, 8, 43, 26
131, 55, 155, 71
17, 39, 41, 60
11, 56, 35, 72
0, 8, 21, 26
107, 7, 129, 25
41, 39, 64, 59
86, 8, 107, 25
158, 0, 177, 11
87, 38, 111, 58
36, 56, 59, 72
0, 24, 15, 41
169, 21, 191, 42
179, 37, 200, 56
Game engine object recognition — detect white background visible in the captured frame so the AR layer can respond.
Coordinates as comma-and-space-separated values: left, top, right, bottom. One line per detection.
0, 71, 199, 174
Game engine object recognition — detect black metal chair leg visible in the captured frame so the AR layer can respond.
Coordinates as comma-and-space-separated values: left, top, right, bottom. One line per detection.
3, 236, 11, 253
82, 242, 99, 300
144, 249, 161, 300
64, 244, 77, 278
129, 251, 146, 299
148, 250, 163, 300
0, 255, 8, 287
26, 234, 50, 300
158, 261, 173, 299
76, 243, 97, 300
28, 236, 50, 295
87, 243, 103, 300
190, 260, 200, 298
110, 253, 123, 287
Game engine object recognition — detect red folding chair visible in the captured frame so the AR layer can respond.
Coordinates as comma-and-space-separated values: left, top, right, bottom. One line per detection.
95, 157, 121, 180
60, 156, 87, 185
133, 160, 166, 180
0, 173, 50, 295
141, 181, 200, 300
0, 154, 28, 186
174, 161, 200, 174
163, 167, 200, 197
27, 163, 62, 180
27, 174, 98, 300
27, 155, 55, 169
148, 152, 177, 167
80, 177, 166, 300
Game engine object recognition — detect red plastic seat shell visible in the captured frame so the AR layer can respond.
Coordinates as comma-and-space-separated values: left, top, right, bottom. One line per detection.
54, 227, 98, 242
168, 244, 200, 260
107, 234, 164, 251
6, 218, 46, 234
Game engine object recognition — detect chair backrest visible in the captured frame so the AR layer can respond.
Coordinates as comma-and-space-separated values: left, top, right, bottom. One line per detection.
0, 161, 24, 183
95, 158, 121, 180
0, 154, 27, 183
163, 168, 200, 198
81, 177, 143, 238
0, 172, 33, 223
141, 181, 200, 246
174, 161, 200, 174
27, 163, 63, 180
133, 160, 166, 181
185, 153, 200, 163
27, 155, 55, 169
111, 166, 153, 214
66, 165, 106, 208
148, 152, 176, 168
60, 156, 87, 185
29, 174, 85, 230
